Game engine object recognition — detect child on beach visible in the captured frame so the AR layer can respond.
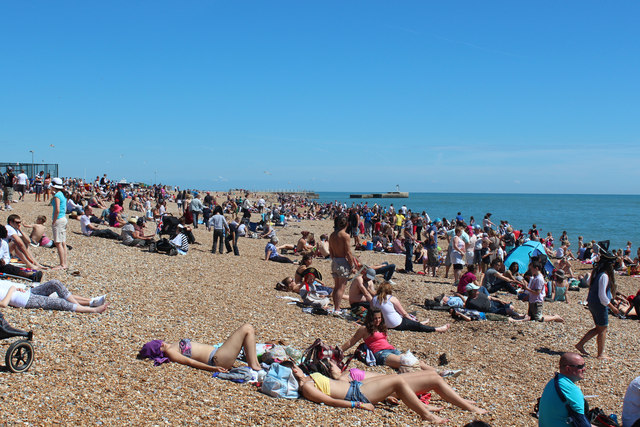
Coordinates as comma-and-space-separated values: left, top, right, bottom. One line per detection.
524, 258, 564, 322
551, 270, 569, 303
24, 216, 54, 248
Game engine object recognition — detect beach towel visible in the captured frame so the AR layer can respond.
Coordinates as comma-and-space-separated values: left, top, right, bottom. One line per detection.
138, 340, 170, 366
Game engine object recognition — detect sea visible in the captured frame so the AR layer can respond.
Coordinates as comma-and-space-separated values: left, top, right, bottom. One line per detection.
315, 192, 640, 252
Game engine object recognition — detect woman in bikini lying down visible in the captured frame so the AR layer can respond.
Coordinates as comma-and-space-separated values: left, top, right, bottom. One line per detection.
284, 359, 487, 424
139, 323, 263, 374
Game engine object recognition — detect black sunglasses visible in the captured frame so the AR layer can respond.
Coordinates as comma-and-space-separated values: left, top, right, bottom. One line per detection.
565, 364, 586, 370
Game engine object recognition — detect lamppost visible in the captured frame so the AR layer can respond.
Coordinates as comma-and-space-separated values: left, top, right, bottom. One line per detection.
29, 150, 34, 176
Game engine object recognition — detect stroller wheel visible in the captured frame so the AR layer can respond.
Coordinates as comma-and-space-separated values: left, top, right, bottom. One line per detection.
6, 340, 34, 373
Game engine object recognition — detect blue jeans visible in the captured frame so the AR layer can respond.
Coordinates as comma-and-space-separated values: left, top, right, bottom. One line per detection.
374, 349, 402, 366
212, 229, 225, 253
192, 212, 200, 228
375, 264, 396, 281
404, 241, 414, 272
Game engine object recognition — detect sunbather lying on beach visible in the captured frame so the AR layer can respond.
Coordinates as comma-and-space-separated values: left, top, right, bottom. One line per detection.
284, 359, 486, 424
139, 324, 263, 374
322, 359, 487, 420
0, 279, 107, 313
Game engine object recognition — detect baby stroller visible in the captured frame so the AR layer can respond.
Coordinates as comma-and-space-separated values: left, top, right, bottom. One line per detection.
158, 215, 181, 239
0, 312, 34, 373
157, 215, 195, 244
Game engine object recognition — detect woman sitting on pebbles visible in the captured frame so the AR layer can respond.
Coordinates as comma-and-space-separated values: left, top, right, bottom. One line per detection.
371, 282, 450, 333
139, 324, 263, 375
284, 358, 487, 424
0, 279, 107, 313
341, 309, 458, 377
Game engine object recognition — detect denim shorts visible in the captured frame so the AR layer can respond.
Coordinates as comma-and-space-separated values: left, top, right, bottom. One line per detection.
589, 303, 609, 327
374, 349, 402, 366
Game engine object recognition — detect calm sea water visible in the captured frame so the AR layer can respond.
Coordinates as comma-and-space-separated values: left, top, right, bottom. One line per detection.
316, 192, 640, 252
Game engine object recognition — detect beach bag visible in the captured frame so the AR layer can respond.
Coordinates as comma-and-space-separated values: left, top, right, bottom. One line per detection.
354, 343, 376, 366
588, 408, 619, 427
260, 363, 299, 399
398, 350, 421, 373
155, 238, 173, 253
301, 291, 330, 308
301, 339, 347, 374
300, 278, 330, 308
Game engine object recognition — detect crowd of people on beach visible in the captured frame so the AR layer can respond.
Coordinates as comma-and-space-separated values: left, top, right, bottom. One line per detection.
1, 167, 640, 425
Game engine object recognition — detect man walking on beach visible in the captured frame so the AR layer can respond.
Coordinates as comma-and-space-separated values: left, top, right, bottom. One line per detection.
538, 352, 590, 426
329, 215, 359, 317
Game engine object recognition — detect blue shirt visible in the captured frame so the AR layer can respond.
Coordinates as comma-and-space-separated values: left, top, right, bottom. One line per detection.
52, 191, 67, 220
425, 225, 438, 249
265, 243, 278, 259
538, 374, 585, 426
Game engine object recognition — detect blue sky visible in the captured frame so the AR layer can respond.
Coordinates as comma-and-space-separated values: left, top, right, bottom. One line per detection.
1, 1, 638, 193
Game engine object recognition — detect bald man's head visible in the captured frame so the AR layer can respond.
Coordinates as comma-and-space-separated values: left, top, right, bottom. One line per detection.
559, 352, 586, 382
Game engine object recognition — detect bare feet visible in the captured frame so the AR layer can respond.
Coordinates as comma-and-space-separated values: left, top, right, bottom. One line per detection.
94, 304, 109, 313
575, 344, 589, 356
472, 407, 489, 415
435, 324, 451, 333
421, 318, 431, 325
596, 354, 612, 360
425, 404, 443, 412
421, 412, 449, 424
50, 265, 65, 271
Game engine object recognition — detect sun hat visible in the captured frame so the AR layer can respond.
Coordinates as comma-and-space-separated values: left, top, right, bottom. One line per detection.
553, 270, 565, 280
128, 216, 138, 224
51, 177, 64, 189
365, 267, 376, 281
302, 267, 323, 281
466, 283, 480, 292
434, 218, 441, 224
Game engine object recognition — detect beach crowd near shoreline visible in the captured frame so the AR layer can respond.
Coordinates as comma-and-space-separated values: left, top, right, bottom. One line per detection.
0, 169, 639, 426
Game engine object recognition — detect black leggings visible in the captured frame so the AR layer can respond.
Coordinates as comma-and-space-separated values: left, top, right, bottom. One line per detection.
269, 255, 294, 264
391, 317, 436, 333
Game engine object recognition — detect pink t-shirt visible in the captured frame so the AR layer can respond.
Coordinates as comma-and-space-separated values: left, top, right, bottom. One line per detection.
458, 272, 476, 294
364, 331, 395, 354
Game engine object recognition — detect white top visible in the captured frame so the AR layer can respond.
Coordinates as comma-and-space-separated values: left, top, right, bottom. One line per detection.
597, 274, 610, 306
451, 236, 466, 265
623, 376, 640, 427
371, 295, 403, 328
0, 240, 10, 264
237, 224, 247, 236
5, 224, 20, 241
80, 215, 92, 236
0, 279, 30, 308
17, 173, 28, 185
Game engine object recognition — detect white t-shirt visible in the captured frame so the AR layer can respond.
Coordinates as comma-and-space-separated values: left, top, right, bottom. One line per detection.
17, 173, 28, 185
237, 223, 247, 236
623, 376, 640, 427
80, 215, 92, 236
0, 279, 30, 308
0, 240, 10, 263
5, 224, 20, 241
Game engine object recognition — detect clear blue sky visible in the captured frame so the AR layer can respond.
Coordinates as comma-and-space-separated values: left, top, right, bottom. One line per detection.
1, 1, 638, 193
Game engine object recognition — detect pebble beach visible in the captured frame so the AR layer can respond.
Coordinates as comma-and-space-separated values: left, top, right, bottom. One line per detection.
1, 196, 639, 426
